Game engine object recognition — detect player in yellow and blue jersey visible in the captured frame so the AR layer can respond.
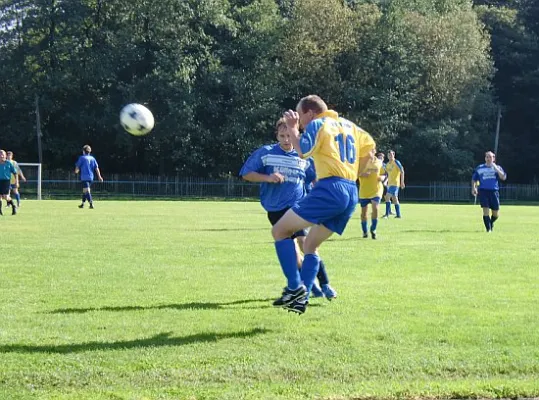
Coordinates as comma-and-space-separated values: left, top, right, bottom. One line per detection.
271, 95, 375, 314
7, 151, 26, 208
358, 149, 386, 239
471, 151, 507, 232
0, 149, 18, 215
240, 118, 337, 300
383, 150, 405, 218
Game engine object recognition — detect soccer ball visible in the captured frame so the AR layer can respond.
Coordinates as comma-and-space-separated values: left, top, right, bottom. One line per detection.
120, 103, 155, 136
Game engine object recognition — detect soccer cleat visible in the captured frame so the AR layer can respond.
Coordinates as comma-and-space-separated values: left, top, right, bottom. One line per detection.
272, 285, 307, 307
382, 214, 389, 219
371, 231, 377, 240
78, 204, 84, 209
321, 284, 337, 301
284, 299, 308, 315
89, 204, 94, 209
12, 206, 17, 215
362, 233, 368, 238
395, 215, 401, 219
311, 283, 324, 298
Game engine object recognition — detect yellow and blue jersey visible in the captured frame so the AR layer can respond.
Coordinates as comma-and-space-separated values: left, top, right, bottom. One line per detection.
359, 158, 385, 199
299, 110, 375, 181
9, 160, 20, 184
385, 159, 404, 186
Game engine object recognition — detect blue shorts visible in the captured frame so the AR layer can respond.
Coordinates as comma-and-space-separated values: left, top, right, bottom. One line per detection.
9, 183, 17, 190
359, 197, 381, 208
387, 186, 399, 197
478, 189, 500, 211
291, 177, 358, 235
81, 181, 92, 189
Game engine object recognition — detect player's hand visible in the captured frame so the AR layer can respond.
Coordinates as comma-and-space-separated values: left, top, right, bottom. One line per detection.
267, 173, 284, 183
98, 176, 104, 182
401, 183, 406, 189
21, 177, 26, 183
283, 110, 300, 130
471, 187, 478, 196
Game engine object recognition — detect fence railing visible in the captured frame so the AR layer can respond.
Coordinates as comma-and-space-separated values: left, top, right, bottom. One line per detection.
16, 170, 539, 202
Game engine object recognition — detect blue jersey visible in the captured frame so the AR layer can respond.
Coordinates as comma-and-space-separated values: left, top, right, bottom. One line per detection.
240, 144, 315, 212
75, 155, 99, 182
472, 163, 506, 191
0, 161, 17, 180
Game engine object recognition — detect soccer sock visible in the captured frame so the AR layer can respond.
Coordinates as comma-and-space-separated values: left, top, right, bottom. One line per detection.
316, 260, 329, 285
491, 215, 498, 226
15, 192, 20, 207
300, 254, 321, 295
482, 216, 491, 231
81, 193, 87, 204
361, 220, 368, 234
6, 199, 13, 207
371, 218, 378, 232
87, 192, 93, 204
274, 239, 301, 290
395, 204, 401, 217
385, 202, 391, 216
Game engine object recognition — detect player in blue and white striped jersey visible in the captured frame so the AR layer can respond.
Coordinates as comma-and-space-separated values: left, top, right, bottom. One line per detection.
240, 118, 336, 300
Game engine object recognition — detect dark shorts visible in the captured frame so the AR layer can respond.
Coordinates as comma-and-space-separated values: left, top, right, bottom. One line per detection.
0, 180, 10, 195
267, 207, 307, 239
9, 183, 17, 190
81, 181, 92, 189
478, 189, 500, 211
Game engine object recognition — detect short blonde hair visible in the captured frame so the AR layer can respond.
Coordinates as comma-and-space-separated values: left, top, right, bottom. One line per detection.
275, 117, 287, 133
297, 95, 328, 115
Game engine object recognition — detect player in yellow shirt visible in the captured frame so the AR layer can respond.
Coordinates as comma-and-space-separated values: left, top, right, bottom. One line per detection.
383, 150, 405, 218
358, 149, 386, 239
270, 95, 375, 314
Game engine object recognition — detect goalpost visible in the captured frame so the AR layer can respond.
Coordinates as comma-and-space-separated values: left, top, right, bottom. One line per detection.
18, 163, 42, 200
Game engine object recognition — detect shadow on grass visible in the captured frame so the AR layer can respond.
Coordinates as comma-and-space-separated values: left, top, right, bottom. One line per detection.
401, 229, 477, 233
0, 328, 269, 354
189, 227, 267, 232
47, 298, 276, 314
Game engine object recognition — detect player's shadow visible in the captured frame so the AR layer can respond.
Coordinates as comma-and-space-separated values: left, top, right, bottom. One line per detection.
401, 229, 475, 233
190, 227, 267, 232
46, 298, 275, 314
0, 328, 269, 354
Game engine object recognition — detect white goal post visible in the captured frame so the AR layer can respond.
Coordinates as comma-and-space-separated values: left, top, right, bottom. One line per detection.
18, 163, 42, 200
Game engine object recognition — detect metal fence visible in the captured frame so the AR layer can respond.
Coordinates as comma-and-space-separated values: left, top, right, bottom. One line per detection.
18, 170, 539, 202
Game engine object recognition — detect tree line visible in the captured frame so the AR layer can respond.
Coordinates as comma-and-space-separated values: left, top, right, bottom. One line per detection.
0, 0, 537, 183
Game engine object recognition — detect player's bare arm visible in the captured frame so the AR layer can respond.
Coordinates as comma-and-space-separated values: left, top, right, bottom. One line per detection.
242, 171, 284, 184
471, 179, 478, 196
283, 110, 303, 158
95, 167, 104, 182
493, 164, 507, 181
400, 170, 405, 189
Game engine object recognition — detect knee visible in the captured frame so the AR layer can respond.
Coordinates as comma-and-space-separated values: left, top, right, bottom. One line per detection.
272, 224, 290, 241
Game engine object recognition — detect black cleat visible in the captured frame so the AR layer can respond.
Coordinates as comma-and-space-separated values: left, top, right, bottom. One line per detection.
78, 204, 84, 209
89, 204, 94, 209
12, 206, 17, 215
284, 299, 308, 315
272, 285, 307, 307
371, 231, 376, 240
362, 233, 368, 238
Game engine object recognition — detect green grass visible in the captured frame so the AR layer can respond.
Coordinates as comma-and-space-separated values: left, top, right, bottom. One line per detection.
1, 201, 538, 400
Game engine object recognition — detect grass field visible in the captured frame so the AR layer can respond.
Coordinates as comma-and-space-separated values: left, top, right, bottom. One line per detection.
1, 200, 538, 400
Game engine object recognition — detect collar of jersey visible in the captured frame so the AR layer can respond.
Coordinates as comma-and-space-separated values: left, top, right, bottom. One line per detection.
315, 110, 339, 120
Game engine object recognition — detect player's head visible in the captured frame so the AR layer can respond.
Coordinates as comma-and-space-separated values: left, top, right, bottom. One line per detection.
485, 151, 495, 165
388, 150, 395, 161
276, 118, 293, 151
296, 95, 328, 129
376, 152, 384, 161
82, 145, 92, 155
0, 150, 6, 162
6, 151, 13, 160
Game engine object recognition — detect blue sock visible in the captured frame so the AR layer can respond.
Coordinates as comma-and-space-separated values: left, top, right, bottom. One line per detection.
395, 204, 401, 217
15, 192, 20, 207
371, 218, 378, 232
317, 260, 329, 285
87, 192, 93, 203
81, 193, 86, 203
482, 216, 491, 231
300, 254, 320, 295
385, 202, 391, 216
275, 239, 301, 290
361, 220, 368, 234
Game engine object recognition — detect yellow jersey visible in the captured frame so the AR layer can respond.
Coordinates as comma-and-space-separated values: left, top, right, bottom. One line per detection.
9, 160, 20, 184
386, 159, 404, 186
299, 110, 375, 181
359, 157, 385, 199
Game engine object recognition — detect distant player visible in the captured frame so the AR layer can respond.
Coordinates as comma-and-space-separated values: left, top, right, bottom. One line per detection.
383, 150, 405, 218
0, 149, 18, 215
376, 152, 390, 210
75, 145, 103, 209
6, 151, 26, 208
471, 151, 507, 232
240, 118, 337, 300
271, 95, 375, 314
359, 149, 386, 239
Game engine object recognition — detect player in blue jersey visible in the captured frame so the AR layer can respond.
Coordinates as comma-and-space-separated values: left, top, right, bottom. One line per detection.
271, 95, 375, 314
383, 150, 405, 218
75, 145, 103, 209
0, 149, 18, 215
7, 151, 26, 208
471, 151, 507, 232
240, 118, 337, 300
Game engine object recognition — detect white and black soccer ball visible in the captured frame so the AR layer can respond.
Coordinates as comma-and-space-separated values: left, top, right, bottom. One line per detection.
120, 103, 155, 136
